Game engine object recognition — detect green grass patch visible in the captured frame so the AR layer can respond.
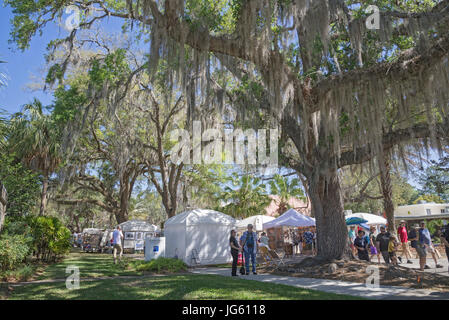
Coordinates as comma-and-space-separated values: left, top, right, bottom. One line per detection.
36, 252, 143, 280
8, 274, 361, 300
131, 257, 188, 273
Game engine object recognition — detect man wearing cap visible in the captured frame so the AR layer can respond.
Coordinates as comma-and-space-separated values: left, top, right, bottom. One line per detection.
419, 221, 443, 269
240, 224, 259, 275
375, 226, 391, 264
354, 230, 370, 261
397, 220, 413, 264
409, 223, 426, 271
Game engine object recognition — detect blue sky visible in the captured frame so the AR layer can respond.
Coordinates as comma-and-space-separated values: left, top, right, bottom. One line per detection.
0, 4, 125, 115
0, 5, 59, 114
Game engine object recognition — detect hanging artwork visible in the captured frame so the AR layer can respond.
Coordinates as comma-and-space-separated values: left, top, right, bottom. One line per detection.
124, 232, 135, 240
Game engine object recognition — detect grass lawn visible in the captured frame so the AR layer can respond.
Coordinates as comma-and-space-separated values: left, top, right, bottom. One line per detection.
8, 274, 361, 300
5, 252, 361, 300
36, 252, 143, 280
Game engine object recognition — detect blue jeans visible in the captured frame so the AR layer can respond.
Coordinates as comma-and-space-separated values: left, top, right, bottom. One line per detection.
244, 250, 256, 273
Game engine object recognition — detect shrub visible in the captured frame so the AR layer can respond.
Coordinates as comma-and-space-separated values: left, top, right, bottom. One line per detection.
15, 265, 34, 281
134, 257, 188, 273
1, 265, 35, 282
0, 234, 31, 272
28, 216, 71, 262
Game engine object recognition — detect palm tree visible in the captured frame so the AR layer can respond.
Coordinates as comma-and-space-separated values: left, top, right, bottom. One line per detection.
268, 174, 306, 216
218, 174, 270, 219
8, 99, 61, 215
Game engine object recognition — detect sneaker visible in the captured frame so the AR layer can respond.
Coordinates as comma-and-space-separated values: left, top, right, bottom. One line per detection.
424, 265, 431, 269
407, 260, 413, 264
253, 272, 257, 275
436, 264, 444, 268
398, 256, 403, 263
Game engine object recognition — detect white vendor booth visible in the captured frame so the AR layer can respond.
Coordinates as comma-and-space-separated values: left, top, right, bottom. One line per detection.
235, 215, 275, 232
263, 208, 315, 229
118, 220, 159, 252
164, 209, 236, 266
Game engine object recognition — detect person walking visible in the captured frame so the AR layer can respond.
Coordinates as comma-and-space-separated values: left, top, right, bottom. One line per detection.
368, 226, 381, 263
348, 225, 357, 256
354, 230, 370, 261
230, 229, 241, 276
419, 221, 443, 269
397, 220, 413, 264
112, 226, 124, 264
407, 223, 427, 271
388, 235, 399, 265
240, 224, 258, 275
375, 226, 391, 264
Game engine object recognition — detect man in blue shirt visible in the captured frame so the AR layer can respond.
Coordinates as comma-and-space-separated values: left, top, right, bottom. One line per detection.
240, 224, 258, 275
419, 221, 443, 269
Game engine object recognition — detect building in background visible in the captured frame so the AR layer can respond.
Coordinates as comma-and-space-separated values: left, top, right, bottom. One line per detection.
394, 201, 449, 225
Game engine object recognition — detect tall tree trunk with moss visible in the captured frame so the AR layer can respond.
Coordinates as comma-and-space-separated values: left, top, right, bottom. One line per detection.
378, 151, 395, 233
308, 169, 352, 260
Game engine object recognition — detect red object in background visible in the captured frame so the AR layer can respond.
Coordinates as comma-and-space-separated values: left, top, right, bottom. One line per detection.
238, 252, 243, 265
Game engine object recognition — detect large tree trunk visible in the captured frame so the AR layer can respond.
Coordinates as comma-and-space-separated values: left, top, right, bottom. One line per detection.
39, 176, 49, 216
308, 169, 351, 260
378, 151, 395, 233
0, 183, 7, 233
115, 201, 129, 224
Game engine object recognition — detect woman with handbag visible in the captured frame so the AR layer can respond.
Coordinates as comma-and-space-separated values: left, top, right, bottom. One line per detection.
230, 229, 241, 276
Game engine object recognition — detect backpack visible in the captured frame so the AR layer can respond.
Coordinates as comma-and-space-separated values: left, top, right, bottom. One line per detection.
239, 253, 246, 275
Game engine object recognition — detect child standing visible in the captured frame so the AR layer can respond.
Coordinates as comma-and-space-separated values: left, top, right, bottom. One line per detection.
388, 235, 399, 265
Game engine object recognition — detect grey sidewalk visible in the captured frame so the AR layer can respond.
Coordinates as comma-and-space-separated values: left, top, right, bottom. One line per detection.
190, 267, 449, 300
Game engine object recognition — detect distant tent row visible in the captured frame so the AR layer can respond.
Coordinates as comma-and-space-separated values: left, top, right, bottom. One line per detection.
164, 208, 315, 266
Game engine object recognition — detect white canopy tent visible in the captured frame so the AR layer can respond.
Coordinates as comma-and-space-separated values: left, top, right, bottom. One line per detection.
235, 215, 275, 231
346, 213, 387, 226
164, 209, 236, 266
263, 208, 315, 229
118, 220, 159, 250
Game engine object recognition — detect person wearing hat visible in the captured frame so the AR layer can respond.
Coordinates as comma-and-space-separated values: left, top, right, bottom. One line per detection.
419, 221, 443, 269
408, 223, 427, 270
354, 229, 370, 261
239, 224, 258, 275
375, 225, 391, 264
397, 220, 413, 264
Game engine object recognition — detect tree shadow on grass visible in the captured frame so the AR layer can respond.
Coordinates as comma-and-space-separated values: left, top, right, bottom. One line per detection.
9, 274, 359, 300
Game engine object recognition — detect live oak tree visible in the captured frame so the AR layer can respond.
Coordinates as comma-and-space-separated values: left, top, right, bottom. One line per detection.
7, 0, 449, 260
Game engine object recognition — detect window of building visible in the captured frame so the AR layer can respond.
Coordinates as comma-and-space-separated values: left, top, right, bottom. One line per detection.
426, 209, 431, 215
442, 209, 446, 214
